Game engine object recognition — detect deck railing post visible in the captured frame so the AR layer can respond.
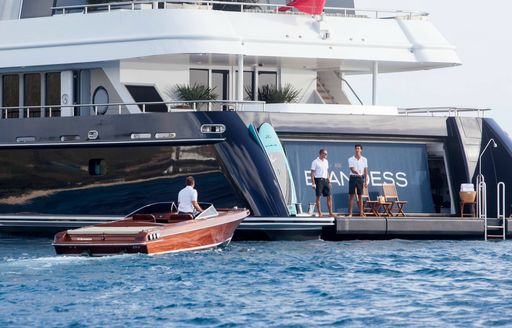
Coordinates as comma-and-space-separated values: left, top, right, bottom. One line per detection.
497, 182, 506, 240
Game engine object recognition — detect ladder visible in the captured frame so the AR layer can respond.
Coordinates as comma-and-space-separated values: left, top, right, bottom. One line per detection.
482, 180, 506, 241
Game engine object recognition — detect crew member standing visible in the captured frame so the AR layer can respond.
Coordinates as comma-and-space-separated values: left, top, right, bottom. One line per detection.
311, 149, 334, 217
348, 144, 369, 217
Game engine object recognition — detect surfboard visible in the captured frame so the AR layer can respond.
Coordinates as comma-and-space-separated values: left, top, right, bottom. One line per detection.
257, 123, 298, 215
248, 123, 264, 149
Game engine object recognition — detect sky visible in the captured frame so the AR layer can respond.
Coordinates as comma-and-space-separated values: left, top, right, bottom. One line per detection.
347, 0, 512, 136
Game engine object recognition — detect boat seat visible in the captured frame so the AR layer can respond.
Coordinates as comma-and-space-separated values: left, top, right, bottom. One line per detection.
156, 213, 194, 223
132, 214, 156, 222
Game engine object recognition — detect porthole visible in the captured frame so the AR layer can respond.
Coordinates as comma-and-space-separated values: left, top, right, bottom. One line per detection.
92, 86, 109, 115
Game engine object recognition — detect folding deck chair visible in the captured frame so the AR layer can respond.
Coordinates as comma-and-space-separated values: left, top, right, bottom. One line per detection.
383, 183, 407, 217
359, 186, 380, 216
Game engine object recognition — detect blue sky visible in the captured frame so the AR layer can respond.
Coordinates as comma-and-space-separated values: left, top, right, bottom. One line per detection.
349, 0, 512, 136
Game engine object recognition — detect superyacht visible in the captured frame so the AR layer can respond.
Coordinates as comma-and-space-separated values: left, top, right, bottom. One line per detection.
0, 0, 509, 240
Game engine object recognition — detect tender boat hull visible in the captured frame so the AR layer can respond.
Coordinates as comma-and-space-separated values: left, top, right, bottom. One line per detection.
53, 208, 249, 256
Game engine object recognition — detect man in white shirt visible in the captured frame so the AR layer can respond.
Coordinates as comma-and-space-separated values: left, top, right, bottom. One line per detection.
178, 176, 203, 216
348, 144, 369, 217
311, 148, 334, 217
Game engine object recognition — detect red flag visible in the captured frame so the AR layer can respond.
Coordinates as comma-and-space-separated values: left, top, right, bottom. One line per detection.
278, 0, 326, 15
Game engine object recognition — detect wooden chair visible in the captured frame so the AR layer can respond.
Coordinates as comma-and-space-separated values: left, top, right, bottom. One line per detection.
359, 186, 380, 216
383, 183, 407, 217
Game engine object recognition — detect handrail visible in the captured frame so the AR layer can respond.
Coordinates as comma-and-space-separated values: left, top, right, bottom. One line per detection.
478, 178, 487, 240
51, 0, 428, 20
333, 71, 364, 105
497, 181, 506, 240
497, 182, 506, 220
1, 101, 493, 118
401, 107, 491, 117
0, 100, 266, 118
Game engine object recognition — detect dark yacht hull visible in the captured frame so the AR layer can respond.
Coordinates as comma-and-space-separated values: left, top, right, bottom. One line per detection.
0, 111, 511, 239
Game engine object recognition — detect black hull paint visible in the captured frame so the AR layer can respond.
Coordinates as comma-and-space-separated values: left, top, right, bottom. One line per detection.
1, 112, 511, 229
0, 112, 288, 218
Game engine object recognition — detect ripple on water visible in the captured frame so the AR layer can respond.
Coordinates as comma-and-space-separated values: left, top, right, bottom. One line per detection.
2, 237, 512, 327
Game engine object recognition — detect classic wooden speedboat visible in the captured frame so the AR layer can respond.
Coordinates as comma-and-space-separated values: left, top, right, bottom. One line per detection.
53, 202, 249, 256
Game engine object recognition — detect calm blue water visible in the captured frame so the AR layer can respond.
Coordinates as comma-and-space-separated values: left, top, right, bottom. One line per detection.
1, 236, 512, 327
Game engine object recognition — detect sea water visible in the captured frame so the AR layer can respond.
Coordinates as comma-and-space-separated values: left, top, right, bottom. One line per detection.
1, 236, 512, 327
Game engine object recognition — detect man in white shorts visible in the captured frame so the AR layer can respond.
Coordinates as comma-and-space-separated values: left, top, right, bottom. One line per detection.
311, 148, 334, 217
178, 176, 203, 216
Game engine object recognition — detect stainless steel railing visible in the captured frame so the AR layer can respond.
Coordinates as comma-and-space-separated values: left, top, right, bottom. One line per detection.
497, 182, 506, 240
0, 102, 492, 119
401, 107, 491, 118
51, 0, 428, 20
0, 100, 265, 119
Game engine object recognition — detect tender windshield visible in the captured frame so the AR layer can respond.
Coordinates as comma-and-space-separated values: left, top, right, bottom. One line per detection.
195, 203, 218, 219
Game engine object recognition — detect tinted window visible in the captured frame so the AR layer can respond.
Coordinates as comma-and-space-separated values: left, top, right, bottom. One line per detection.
2, 75, 20, 118
24, 73, 41, 117
46, 72, 61, 117
259, 71, 277, 88
190, 69, 209, 87
20, 0, 53, 18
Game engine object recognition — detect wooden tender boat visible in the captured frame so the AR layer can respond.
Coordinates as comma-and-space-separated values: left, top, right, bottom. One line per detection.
53, 202, 249, 256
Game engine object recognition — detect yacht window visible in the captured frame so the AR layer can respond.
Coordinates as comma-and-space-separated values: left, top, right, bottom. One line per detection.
46, 72, 61, 117
24, 73, 42, 118
20, 0, 53, 19
190, 69, 209, 88
2, 75, 20, 118
88, 159, 107, 176
92, 86, 109, 115
212, 70, 229, 101
259, 72, 277, 88
243, 71, 253, 100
